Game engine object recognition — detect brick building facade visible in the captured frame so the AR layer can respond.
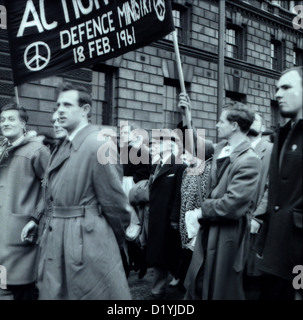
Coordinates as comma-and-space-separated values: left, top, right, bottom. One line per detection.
0, 0, 302, 142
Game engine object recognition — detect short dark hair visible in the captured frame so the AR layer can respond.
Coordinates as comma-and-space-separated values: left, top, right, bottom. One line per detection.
56, 82, 92, 117
223, 102, 255, 133
1, 103, 29, 123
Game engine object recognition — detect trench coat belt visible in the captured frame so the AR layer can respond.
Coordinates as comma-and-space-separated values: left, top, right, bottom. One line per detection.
52, 204, 101, 218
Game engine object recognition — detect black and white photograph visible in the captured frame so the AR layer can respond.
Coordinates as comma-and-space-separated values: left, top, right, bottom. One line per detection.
0, 0, 302, 310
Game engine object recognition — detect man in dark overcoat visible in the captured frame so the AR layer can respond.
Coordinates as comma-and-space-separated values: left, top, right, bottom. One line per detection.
146, 129, 187, 299
244, 112, 273, 299
255, 66, 303, 300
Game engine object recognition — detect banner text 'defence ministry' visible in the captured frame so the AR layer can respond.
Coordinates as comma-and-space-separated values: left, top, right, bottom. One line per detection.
5, 0, 174, 86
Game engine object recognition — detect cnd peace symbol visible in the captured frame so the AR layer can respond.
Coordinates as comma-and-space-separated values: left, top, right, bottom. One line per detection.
153, 0, 166, 21
24, 41, 51, 71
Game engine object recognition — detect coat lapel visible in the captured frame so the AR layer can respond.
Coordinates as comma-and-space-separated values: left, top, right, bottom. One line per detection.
47, 125, 99, 175
216, 156, 231, 182
47, 139, 71, 174
229, 139, 252, 163
278, 120, 300, 170
152, 155, 175, 184
207, 139, 252, 197
154, 164, 171, 181
206, 142, 226, 197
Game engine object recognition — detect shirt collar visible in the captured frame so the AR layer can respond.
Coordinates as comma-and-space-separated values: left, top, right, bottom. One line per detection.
68, 124, 88, 142
218, 144, 233, 159
251, 136, 262, 150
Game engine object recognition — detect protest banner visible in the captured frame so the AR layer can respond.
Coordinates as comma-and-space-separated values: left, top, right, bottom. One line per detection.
4, 0, 174, 86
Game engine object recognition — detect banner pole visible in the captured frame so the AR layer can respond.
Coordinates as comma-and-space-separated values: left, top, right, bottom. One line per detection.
14, 86, 20, 105
172, 30, 195, 156
217, 0, 225, 143
172, 31, 191, 126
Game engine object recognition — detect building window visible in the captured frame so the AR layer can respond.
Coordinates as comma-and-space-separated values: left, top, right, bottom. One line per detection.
165, 3, 191, 45
270, 0, 290, 10
225, 91, 247, 104
91, 68, 115, 126
270, 39, 284, 71
270, 99, 281, 130
293, 47, 303, 66
225, 24, 245, 60
163, 79, 183, 129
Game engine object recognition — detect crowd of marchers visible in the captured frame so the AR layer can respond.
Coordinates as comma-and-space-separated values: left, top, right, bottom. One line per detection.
0, 66, 302, 300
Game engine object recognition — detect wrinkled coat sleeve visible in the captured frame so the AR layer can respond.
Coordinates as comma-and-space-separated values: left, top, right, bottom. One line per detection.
92, 146, 131, 247
31, 146, 50, 221
202, 155, 261, 221
253, 185, 268, 218
252, 140, 273, 219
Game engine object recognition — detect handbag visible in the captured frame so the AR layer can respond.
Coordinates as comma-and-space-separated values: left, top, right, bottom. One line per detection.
185, 207, 202, 250
123, 177, 144, 241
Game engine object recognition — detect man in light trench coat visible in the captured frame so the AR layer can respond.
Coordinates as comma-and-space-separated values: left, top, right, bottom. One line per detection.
22, 82, 133, 300
181, 100, 261, 300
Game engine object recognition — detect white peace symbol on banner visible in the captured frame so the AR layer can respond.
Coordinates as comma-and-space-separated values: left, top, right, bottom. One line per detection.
24, 41, 51, 71
153, 0, 166, 21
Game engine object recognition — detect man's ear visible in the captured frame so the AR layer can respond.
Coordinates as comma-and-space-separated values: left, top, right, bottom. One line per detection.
82, 104, 91, 116
232, 121, 239, 132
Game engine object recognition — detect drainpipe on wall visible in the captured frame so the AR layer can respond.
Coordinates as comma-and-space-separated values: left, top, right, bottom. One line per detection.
217, 0, 225, 142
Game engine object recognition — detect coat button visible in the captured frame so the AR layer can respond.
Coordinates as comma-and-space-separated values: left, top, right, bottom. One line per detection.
49, 226, 52, 231
274, 206, 280, 212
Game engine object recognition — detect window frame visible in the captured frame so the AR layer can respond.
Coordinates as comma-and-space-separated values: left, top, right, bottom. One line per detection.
165, 2, 191, 45
225, 22, 246, 60
293, 46, 303, 66
270, 99, 281, 130
91, 65, 116, 126
225, 90, 247, 103
270, 38, 284, 71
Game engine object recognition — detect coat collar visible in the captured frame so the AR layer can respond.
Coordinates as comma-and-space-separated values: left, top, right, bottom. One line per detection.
229, 138, 253, 162
0, 133, 35, 164
253, 138, 270, 159
47, 125, 99, 174
208, 139, 253, 194
70, 124, 99, 151
278, 119, 302, 170
47, 139, 71, 174
214, 138, 252, 163
277, 118, 303, 140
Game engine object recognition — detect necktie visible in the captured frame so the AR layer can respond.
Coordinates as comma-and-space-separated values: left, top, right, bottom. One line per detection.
153, 160, 162, 181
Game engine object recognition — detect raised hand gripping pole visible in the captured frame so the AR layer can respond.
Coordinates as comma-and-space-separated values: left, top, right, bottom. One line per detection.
172, 30, 195, 156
